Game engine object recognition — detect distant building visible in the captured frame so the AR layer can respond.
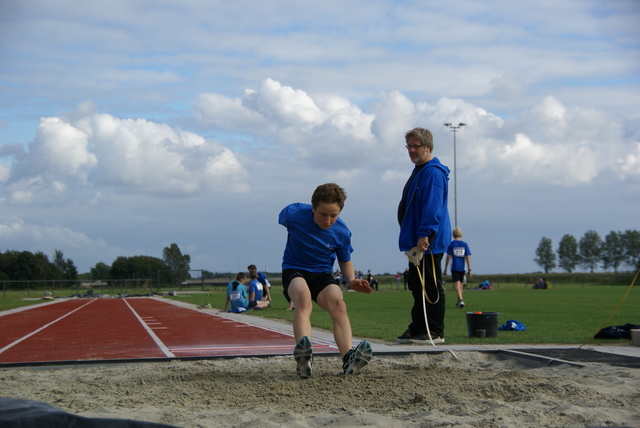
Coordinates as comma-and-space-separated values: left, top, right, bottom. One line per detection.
80, 280, 109, 289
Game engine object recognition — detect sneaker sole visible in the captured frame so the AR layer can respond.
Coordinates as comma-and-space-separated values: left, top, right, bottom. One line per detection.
345, 340, 372, 375
294, 336, 313, 379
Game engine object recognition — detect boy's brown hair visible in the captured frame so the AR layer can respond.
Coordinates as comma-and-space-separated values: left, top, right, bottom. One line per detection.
311, 183, 347, 210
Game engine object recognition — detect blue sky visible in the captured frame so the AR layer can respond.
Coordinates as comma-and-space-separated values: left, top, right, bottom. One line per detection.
1, 0, 639, 276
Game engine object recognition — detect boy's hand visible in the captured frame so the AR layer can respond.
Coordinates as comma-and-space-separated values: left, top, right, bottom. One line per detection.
349, 279, 372, 294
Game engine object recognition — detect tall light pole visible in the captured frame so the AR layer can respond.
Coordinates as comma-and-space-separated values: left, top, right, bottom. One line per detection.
444, 122, 466, 228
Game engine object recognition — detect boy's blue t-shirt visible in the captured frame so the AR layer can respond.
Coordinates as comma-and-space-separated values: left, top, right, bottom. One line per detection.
257, 271, 270, 286
446, 240, 471, 271
279, 203, 353, 273
248, 279, 263, 301
227, 280, 248, 310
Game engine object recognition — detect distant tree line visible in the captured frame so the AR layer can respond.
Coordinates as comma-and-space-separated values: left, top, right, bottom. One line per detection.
534, 229, 640, 274
0, 243, 197, 286
0, 249, 78, 281
92, 243, 194, 285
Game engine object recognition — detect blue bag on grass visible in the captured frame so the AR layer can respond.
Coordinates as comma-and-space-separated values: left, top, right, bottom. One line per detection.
499, 319, 526, 331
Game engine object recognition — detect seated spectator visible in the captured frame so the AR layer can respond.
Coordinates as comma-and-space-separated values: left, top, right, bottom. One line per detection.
248, 270, 270, 309
366, 270, 379, 291
533, 277, 548, 289
248, 264, 272, 303
473, 280, 492, 290
224, 272, 249, 312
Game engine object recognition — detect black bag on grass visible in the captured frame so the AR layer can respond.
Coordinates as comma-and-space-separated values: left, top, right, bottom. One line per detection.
594, 323, 640, 339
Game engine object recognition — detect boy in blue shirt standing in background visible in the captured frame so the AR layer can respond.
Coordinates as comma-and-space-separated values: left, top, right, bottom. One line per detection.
444, 227, 472, 308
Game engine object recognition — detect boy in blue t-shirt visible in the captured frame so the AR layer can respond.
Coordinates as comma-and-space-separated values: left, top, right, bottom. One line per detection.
444, 227, 472, 308
247, 264, 272, 303
279, 183, 373, 378
247, 270, 269, 309
224, 272, 249, 312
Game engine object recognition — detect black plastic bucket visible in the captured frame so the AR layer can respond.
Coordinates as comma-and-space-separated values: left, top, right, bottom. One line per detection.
465, 311, 500, 338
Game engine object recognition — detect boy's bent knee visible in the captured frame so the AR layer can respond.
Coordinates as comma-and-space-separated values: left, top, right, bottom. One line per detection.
295, 297, 313, 312
324, 299, 347, 317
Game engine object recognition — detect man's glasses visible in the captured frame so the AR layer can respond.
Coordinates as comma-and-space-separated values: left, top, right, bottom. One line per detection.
405, 144, 425, 150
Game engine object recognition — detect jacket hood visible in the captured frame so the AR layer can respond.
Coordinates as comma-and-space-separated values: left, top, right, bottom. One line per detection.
422, 157, 450, 176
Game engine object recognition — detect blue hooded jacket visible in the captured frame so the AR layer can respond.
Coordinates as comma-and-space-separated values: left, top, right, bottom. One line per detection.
398, 157, 452, 254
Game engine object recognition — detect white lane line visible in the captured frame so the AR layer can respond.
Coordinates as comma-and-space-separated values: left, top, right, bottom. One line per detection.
123, 299, 175, 358
0, 299, 97, 355
170, 344, 335, 352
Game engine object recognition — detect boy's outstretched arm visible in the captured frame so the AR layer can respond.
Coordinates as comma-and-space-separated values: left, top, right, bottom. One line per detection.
339, 260, 372, 294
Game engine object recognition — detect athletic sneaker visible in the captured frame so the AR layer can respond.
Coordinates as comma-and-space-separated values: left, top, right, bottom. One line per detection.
411, 333, 445, 344
396, 330, 413, 344
455, 301, 465, 308
294, 336, 313, 379
342, 339, 373, 375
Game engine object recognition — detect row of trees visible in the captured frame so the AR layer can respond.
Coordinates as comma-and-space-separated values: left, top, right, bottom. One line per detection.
0, 244, 192, 286
90, 243, 193, 285
6, 231, 637, 282
534, 229, 640, 273
0, 250, 78, 281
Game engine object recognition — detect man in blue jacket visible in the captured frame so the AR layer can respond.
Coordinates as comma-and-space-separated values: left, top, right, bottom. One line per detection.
397, 127, 452, 344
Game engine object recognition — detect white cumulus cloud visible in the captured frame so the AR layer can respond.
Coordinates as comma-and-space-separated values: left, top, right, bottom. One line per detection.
196, 78, 376, 170
0, 216, 125, 268
2, 108, 250, 204
618, 142, 640, 178
192, 79, 639, 189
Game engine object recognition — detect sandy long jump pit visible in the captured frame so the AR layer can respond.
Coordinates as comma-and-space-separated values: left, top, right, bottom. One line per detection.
2, 347, 639, 427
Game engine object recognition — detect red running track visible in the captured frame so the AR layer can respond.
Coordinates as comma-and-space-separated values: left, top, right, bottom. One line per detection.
0, 298, 338, 365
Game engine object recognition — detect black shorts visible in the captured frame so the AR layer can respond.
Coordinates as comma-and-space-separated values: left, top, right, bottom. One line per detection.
451, 270, 466, 282
282, 269, 337, 303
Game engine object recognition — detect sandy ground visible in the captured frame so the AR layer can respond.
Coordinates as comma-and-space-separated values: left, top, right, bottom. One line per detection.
3, 350, 640, 428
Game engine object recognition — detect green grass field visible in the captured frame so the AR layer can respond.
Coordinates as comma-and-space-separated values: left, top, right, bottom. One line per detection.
3, 281, 638, 345
166, 281, 639, 345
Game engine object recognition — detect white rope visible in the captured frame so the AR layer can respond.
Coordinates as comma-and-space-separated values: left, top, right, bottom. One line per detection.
405, 246, 459, 360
